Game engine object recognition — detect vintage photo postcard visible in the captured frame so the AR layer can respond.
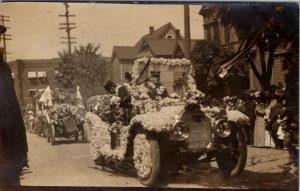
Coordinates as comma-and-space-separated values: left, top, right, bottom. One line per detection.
0, 1, 298, 190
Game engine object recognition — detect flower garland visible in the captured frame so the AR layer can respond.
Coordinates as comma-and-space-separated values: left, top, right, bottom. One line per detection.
131, 57, 191, 81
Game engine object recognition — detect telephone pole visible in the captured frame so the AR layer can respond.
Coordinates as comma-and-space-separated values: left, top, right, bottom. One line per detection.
0, 15, 12, 62
59, 2, 76, 54
184, 5, 191, 60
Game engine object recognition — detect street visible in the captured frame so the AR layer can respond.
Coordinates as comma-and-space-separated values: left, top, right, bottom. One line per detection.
20, 133, 298, 189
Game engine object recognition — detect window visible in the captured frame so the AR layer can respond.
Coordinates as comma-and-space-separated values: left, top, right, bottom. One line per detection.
28, 89, 37, 98
37, 71, 46, 78
28, 72, 36, 79
166, 34, 174, 39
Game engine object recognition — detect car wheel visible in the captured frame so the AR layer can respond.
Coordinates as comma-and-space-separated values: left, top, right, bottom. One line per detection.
216, 127, 247, 177
50, 124, 56, 145
82, 123, 88, 142
75, 132, 78, 142
133, 133, 160, 186
46, 125, 50, 142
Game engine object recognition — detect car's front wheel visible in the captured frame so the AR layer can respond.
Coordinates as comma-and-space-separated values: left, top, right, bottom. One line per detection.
216, 126, 247, 177
133, 133, 160, 186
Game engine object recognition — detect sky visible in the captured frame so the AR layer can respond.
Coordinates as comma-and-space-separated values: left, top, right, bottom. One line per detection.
0, 2, 204, 62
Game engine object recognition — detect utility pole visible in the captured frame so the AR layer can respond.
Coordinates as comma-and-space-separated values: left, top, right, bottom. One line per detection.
0, 15, 12, 62
59, 2, 76, 54
184, 5, 191, 60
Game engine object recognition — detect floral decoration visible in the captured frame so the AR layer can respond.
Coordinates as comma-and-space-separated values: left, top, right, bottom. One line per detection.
85, 112, 131, 161
201, 106, 249, 125
130, 105, 185, 133
133, 133, 152, 179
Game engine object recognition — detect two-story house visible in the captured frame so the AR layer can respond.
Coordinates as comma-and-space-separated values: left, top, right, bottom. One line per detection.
111, 22, 198, 96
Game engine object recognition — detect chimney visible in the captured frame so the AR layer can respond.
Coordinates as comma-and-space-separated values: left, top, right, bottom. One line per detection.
149, 26, 154, 34
175, 29, 180, 39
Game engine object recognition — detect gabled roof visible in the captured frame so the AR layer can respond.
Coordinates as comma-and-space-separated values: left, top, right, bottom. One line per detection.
112, 46, 138, 60
178, 39, 199, 56
134, 22, 183, 51
145, 39, 177, 56
112, 23, 190, 61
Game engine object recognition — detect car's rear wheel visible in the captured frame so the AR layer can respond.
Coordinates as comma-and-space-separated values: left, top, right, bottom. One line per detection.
82, 123, 88, 142
50, 124, 56, 145
216, 127, 247, 177
133, 133, 160, 186
46, 124, 50, 142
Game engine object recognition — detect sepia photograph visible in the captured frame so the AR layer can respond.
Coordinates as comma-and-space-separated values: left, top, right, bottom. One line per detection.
0, 1, 298, 190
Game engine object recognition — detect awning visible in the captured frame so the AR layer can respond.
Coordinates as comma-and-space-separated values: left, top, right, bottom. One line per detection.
28, 72, 36, 79
37, 71, 46, 78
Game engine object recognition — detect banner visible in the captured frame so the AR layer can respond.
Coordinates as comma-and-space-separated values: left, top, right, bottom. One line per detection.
39, 86, 53, 106
76, 85, 85, 108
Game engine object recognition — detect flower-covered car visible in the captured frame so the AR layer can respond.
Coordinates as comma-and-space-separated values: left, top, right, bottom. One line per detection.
47, 104, 87, 145
85, 57, 248, 186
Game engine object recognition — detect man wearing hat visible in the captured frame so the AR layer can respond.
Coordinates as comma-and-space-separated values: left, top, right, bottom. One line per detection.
0, 25, 28, 186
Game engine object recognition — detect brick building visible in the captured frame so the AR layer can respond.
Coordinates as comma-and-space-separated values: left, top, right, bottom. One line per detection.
8, 59, 60, 106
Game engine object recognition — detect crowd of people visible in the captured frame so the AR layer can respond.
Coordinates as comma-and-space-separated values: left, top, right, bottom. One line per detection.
203, 84, 287, 149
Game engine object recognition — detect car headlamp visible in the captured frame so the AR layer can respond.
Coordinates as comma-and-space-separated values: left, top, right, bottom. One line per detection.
214, 119, 231, 138
171, 120, 190, 141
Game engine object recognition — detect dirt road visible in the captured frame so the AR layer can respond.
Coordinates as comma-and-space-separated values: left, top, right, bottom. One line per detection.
20, 133, 298, 189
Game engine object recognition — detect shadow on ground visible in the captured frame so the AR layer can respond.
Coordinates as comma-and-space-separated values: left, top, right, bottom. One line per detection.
90, 159, 298, 189
168, 162, 298, 189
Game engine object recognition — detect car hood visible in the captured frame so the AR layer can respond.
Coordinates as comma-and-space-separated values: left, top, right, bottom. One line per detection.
130, 105, 185, 133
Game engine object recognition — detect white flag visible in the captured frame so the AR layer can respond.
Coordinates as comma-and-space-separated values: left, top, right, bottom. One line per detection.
76, 85, 85, 108
39, 86, 52, 106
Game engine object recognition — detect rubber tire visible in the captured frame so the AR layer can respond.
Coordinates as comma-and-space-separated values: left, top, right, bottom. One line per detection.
50, 124, 56, 145
133, 133, 160, 187
230, 128, 247, 176
75, 132, 78, 142
216, 127, 247, 177
82, 123, 88, 142
47, 125, 51, 143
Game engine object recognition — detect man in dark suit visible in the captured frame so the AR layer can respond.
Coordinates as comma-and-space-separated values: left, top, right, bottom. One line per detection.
0, 24, 28, 187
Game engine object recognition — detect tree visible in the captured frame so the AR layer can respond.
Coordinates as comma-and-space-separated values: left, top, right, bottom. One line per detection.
214, 2, 299, 91
191, 40, 249, 98
56, 43, 108, 102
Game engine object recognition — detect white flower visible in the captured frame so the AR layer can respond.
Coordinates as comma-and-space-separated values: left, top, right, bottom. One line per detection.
110, 95, 121, 106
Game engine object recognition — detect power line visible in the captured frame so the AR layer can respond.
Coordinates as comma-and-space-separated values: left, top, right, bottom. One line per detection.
0, 15, 12, 62
59, 2, 76, 54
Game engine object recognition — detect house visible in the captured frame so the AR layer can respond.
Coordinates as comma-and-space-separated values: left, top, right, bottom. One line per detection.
199, 5, 287, 91
111, 22, 198, 96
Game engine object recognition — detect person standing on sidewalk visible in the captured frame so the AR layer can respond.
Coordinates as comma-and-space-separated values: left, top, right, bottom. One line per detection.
0, 24, 28, 187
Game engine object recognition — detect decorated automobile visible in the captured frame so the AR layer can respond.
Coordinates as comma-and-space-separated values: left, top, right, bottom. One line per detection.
47, 104, 87, 145
85, 57, 248, 186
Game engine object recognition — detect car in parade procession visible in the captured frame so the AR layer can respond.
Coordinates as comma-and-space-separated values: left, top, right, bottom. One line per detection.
84, 57, 249, 186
